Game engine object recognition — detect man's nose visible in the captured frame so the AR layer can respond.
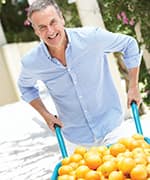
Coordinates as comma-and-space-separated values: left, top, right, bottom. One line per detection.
47, 25, 54, 33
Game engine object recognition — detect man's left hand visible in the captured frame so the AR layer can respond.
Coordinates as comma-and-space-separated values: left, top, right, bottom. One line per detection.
127, 86, 142, 108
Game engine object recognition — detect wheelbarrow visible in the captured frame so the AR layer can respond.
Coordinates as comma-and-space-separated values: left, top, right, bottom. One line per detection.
50, 101, 150, 180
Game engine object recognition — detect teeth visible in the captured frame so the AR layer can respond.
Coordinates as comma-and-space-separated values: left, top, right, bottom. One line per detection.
48, 33, 57, 39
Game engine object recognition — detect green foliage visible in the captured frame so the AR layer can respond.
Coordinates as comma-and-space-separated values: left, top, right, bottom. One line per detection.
139, 61, 150, 106
0, 0, 81, 42
0, 0, 38, 42
98, 0, 150, 106
99, 0, 150, 51
55, 0, 81, 27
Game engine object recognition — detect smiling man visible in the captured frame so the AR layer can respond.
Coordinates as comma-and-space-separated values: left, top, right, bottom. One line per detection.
18, 0, 141, 153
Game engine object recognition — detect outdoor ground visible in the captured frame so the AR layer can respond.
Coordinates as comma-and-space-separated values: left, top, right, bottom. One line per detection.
0, 89, 149, 180
0, 90, 61, 180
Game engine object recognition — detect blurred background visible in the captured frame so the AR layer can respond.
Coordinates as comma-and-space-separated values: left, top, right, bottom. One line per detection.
0, 0, 149, 179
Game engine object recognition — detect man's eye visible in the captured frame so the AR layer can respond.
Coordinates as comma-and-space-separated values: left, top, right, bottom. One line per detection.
50, 19, 56, 25
39, 26, 46, 31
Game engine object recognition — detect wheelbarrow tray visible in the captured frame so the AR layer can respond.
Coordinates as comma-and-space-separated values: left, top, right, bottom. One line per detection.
51, 161, 61, 180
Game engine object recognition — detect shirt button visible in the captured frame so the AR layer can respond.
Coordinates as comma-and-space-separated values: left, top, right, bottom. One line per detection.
79, 96, 82, 98
84, 110, 87, 113
68, 68, 71, 72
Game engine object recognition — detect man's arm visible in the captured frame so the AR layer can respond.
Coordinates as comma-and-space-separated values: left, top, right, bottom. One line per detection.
127, 67, 141, 108
94, 28, 142, 107
30, 98, 63, 131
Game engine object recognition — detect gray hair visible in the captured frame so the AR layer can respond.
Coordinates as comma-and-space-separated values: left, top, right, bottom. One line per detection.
27, 0, 61, 20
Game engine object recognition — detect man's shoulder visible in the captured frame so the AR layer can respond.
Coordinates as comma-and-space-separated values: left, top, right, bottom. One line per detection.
21, 41, 43, 65
66, 27, 102, 46
67, 26, 99, 36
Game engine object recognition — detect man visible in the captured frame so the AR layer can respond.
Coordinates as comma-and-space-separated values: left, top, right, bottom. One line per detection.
18, 0, 141, 152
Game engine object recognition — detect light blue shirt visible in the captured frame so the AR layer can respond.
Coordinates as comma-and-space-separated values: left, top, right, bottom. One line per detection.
18, 27, 141, 144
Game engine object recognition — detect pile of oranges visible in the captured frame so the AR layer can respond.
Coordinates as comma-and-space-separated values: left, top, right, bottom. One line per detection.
57, 134, 150, 180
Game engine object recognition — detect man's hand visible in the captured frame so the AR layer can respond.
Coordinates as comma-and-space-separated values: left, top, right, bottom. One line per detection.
44, 113, 63, 131
30, 98, 63, 132
127, 85, 141, 108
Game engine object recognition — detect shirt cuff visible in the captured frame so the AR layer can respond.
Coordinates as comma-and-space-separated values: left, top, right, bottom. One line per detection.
21, 89, 40, 103
124, 50, 143, 69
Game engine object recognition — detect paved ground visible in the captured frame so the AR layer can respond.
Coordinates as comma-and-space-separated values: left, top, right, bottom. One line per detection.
0, 91, 61, 180
0, 88, 149, 180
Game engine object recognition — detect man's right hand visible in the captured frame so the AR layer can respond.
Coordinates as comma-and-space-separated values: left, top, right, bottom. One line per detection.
44, 113, 63, 131
30, 98, 63, 132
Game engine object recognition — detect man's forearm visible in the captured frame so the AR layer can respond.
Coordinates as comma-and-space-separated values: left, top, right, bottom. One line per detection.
128, 67, 139, 88
127, 67, 141, 107
30, 98, 53, 119
29, 97, 63, 130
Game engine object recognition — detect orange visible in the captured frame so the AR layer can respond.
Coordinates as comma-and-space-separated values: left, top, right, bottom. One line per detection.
132, 133, 144, 140
132, 147, 145, 155
100, 160, 117, 177
85, 170, 101, 180
97, 145, 109, 156
146, 163, 150, 176
102, 154, 115, 162
75, 165, 90, 178
122, 150, 133, 158
130, 164, 148, 180
140, 140, 150, 148
119, 137, 136, 150
70, 153, 83, 163
108, 170, 124, 180
58, 165, 73, 176
61, 157, 71, 165
117, 157, 136, 174
109, 143, 126, 156
144, 148, 150, 156
69, 170, 76, 176
78, 159, 86, 165
58, 174, 75, 180
84, 151, 102, 170
147, 156, 150, 164
73, 146, 87, 157
134, 156, 147, 165
118, 137, 129, 145
69, 162, 79, 170
89, 146, 100, 152
127, 138, 141, 151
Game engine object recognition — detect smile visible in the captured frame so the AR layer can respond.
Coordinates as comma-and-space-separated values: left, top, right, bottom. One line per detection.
48, 33, 59, 39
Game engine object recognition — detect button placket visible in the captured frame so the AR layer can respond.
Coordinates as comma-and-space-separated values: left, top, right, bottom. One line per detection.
67, 68, 90, 121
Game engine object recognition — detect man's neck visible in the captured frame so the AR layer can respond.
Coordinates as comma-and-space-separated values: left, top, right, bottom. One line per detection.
48, 35, 68, 66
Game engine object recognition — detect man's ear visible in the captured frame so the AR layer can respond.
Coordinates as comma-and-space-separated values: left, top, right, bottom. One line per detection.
62, 17, 65, 26
59, 12, 65, 26
32, 26, 40, 37
30, 22, 39, 36
34, 29, 40, 37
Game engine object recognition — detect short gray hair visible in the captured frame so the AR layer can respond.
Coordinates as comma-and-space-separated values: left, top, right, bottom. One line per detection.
27, 0, 61, 20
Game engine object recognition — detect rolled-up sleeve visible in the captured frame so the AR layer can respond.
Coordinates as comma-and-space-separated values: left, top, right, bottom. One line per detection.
18, 62, 39, 103
95, 28, 142, 69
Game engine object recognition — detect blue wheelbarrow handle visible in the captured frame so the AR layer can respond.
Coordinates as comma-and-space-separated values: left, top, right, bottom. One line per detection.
131, 101, 143, 135
131, 101, 150, 144
54, 124, 68, 158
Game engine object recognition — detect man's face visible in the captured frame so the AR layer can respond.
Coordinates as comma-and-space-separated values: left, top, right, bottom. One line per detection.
30, 5, 66, 50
